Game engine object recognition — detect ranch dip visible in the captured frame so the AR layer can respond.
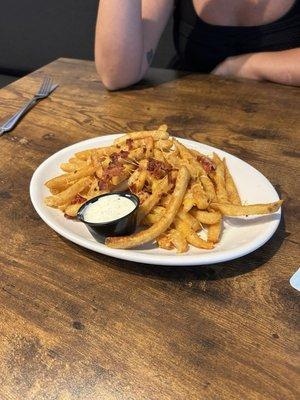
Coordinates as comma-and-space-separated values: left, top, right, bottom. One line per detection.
83, 194, 136, 224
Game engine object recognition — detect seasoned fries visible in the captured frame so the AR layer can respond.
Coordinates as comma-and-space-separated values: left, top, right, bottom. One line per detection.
106, 167, 190, 249
207, 220, 222, 243
210, 201, 283, 216
44, 125, 283, 252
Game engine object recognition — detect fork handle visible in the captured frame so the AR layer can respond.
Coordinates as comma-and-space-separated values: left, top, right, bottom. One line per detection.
0, 98, 38, 136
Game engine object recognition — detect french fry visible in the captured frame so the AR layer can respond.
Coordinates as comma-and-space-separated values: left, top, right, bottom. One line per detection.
191, 209, 222, 225
157, 233, 174, 250
174, 139, 194, 160
74, 148, 96, 160
143, 137, 154, 159
142, 213, 160, 226
95, 165, 103, 180
179, 159, 202, 180
45, 177, 91, 207
165, 152, 179, 169
159, 194, 172, 208
155, 139, 173, 150
105, 166, 190, 249
191, 182, 209, 210
200, 175, 216, 202
168, 229, 188, 253
174, 139, 206, 177
143, 205, 166, 225
128, 147, 148, 161
45, 165, 96, 192
58, 203, 68, 212
182, 187, 195, 212
224, 158, 241, 205
49, 187, 63, 195
75, 146, 118, 161
207, 220, 222, 243
153, 148, 165, 162
60, 162, 81, 173
136, 191, 150, 205
174, 218, 214, 250
212, 153, 228, 203
111, 170, 130, 186
128, 169, 148, 193
114, 130, 169, 145
210, 200, 283, 216
158, 124, 168, 132
137, 176, 169, 224
177, 209, 201, 231
182, 181, 209, 211
86, 178, 102, 198
189, 148, 207, 159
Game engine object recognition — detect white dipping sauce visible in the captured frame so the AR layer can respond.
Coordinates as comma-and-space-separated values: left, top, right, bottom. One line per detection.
83, 194, 136, 223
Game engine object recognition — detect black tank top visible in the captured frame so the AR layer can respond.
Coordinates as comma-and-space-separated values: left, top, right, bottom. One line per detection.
173, 0, 300, 72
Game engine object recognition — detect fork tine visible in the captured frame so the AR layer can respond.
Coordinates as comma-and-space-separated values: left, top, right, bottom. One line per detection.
41, 77, 51, 95
38, 77, 49, 95
42, 77, 53, 95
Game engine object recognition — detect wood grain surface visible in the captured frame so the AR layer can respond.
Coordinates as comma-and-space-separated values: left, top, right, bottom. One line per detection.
0, 58, 299, 400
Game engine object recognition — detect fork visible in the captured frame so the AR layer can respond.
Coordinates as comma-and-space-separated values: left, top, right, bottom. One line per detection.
0, 76, 59, 136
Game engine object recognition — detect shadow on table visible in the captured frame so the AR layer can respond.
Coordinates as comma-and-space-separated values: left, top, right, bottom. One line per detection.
64, 212, 288, 282
116, 70, 191, 92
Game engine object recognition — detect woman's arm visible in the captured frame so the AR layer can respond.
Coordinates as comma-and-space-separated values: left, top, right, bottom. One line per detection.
212, 48, 300, 86
95, 0, 174, 90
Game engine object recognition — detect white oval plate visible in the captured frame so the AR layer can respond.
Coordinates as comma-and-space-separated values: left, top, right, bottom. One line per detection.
30, 135, 281, 266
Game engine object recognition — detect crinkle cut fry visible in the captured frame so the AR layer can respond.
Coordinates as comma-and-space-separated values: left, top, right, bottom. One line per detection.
105, 166, 190, 249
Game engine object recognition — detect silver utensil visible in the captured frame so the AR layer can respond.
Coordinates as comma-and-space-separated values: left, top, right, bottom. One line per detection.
0, 77, 59, 136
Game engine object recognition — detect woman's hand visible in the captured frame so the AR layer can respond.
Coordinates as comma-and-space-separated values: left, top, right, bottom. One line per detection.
212, 54, 260, 80
212, 49, 300, 86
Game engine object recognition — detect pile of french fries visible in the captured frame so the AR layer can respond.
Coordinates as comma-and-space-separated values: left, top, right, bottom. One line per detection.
45, 125, 282, 252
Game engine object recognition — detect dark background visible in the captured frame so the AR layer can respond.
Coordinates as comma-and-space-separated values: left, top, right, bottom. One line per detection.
0, 0, 176, 88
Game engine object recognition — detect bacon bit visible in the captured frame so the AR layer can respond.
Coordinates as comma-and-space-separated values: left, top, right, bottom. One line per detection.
197, 155, 216, 173
129, 183, 137, 193
147, 157, 172, 179
143, 182, 152, 194
70, 194, 86, 205
120, 150, 129, 159
98, 180, 109, 190
168, 173, 176, 186
99, 164, 124, 190
126, 138, 133, 150
136, 191, 149, 204
110, 152, 119, 164
109, 150, 129, 167
107, 164, 123, 177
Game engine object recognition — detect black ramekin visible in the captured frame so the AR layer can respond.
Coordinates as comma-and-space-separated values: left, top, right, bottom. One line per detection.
77, 192, 139, 240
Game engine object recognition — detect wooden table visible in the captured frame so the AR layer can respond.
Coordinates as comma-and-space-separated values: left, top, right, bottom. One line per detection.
0, 58, 299, 400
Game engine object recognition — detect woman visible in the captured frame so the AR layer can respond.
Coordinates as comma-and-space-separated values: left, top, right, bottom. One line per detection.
95, 0, 300, 90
